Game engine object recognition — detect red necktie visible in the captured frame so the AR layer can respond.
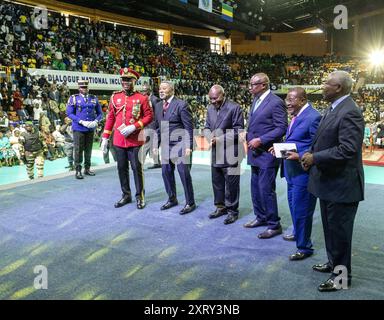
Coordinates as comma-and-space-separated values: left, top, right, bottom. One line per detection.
163, 101, 169, 113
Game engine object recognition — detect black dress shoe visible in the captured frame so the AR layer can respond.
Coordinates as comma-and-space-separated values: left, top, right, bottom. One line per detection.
84, 169, 96, 176
318, 278, 351, 292
223, 213, 238, 225
136, 198, 145, 209
160, 199, 178, 210
209, 208, 227, 219
289, 251, 313, 261
180, 203, 196, 215
75, 171, 84, 179
243, 219, 267, 228
283, 234, 296, 241
312, 263, 333, 273
258, 227, 283, 239
114, 195, 132, 208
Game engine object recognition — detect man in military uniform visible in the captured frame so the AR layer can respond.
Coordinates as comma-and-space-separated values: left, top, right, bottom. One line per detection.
101, 67, 153, 209
19, 121, 48, 180
66, 80, 102, 179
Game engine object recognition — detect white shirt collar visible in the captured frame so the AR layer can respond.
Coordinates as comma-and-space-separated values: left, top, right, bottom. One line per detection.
166, 95, 174, 104
256, 89, 270, 103
296, 103, 309, 117
332, 94, 350, 110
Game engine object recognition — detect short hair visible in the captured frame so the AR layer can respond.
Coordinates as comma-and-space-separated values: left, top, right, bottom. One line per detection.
252, 73, 270, 85
160, 81, 175, 92
288, 87, 307, 100
330, 71, 353, 94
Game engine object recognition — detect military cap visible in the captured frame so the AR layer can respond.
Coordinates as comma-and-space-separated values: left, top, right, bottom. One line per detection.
78, 79, 89, 87
119, 67, 140, 80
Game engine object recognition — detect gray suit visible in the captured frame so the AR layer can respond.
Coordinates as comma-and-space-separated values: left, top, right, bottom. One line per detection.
204, 99, 244, 214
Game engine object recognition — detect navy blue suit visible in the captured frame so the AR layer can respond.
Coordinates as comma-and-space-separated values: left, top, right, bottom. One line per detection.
282, 105, 321, 254
247, 92, 287, 229
204, 99, 244, 214
308, 96, 364, 276
154, 97, 195, 205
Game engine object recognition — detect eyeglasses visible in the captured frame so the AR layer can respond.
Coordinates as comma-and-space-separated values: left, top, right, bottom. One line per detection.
249, 82, 265, 87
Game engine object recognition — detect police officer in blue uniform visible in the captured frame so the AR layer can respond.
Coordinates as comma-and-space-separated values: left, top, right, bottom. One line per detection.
66, 80, 103, 179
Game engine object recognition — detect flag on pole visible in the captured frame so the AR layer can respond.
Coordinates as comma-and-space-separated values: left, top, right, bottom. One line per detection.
199, 0, 212, 13
222, 3, 233, 22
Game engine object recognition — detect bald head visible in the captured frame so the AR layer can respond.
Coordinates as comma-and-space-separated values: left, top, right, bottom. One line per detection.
209, 84, 225, 108
323, 71, 353, 102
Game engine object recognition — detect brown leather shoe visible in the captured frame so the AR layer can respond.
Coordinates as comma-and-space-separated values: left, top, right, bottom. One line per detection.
243, 219, 267, 228
258, 227, 283, 239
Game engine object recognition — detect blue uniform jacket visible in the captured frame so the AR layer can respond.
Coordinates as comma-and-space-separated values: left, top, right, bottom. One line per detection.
66, 94, 103, 132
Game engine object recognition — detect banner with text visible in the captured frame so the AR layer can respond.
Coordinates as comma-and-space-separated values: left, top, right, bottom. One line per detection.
28, 69, 151, 90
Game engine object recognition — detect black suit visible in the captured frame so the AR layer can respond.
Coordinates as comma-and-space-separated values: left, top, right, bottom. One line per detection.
204, 99, 244, 214
308, 96, 364, 276
154, 97, 195, 205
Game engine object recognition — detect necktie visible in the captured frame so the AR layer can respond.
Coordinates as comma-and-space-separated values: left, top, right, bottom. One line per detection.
163, 101, 169, 113
252, 98, 261, 114
288, 116, 296, 134
322, 106, 332, 121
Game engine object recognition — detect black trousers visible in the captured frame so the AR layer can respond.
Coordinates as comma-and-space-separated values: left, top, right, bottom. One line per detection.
115, 146, 144, 200
320, 199, 359, 276
211, 166, 240, 214
73, 130, 94, 169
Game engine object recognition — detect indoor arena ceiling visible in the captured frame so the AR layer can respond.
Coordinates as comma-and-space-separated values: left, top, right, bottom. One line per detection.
61, 0, 384, 35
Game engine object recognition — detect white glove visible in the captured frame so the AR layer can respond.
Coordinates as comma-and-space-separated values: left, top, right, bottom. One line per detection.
120, 124, 136, 137
87, 120, 98, 129
79, 120, 91, 128
100, 138, 109, 154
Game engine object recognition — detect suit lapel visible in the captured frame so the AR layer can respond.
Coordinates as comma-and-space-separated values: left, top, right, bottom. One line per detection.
214, 100, 228, 129
249, 94, 271, 126
164, 98, 176, 120
286, 105, 311, 139
312, 98, 349, 145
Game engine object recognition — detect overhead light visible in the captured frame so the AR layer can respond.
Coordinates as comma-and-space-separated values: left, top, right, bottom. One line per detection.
282, 22, 294, 29
369, 50, 384, 67
303, 28, 324, 33
295, 13, 312, 21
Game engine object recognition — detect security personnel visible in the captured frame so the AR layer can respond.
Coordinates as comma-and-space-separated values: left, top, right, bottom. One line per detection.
101, 68, 153, 209
66, 80, 102, 179
19, 121, 48, 180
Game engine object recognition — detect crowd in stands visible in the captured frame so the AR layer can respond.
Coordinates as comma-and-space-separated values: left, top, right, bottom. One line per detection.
1, 0, 384, 169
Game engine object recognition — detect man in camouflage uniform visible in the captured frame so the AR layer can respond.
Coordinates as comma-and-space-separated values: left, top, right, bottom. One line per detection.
19, 122, 48, 180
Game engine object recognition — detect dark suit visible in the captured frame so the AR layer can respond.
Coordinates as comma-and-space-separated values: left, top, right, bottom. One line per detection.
247, 92, 287, 229
308, 96, 364, 276
204, 99, 244, 215
282, 104, 321, 254
154, 97, 195, 205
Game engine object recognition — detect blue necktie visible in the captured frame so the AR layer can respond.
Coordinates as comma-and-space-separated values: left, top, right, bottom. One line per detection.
252, 98, 261, 114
